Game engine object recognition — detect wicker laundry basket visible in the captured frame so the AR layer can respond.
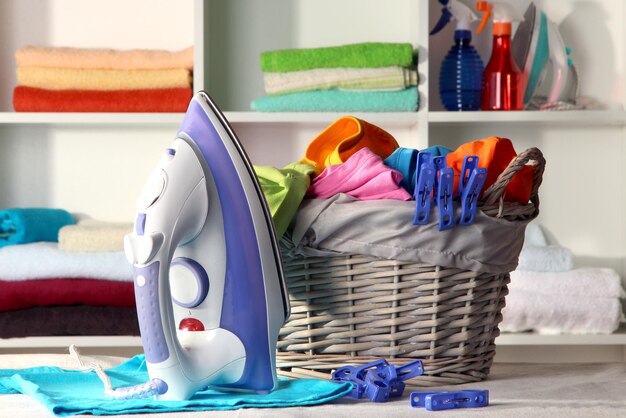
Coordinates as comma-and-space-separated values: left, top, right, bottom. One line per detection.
276, 147, 545, 386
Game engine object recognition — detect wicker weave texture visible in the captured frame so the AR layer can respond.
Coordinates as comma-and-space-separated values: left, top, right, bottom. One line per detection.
278, 255, 510, 384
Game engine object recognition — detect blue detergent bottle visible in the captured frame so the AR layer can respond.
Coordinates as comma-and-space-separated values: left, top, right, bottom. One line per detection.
431, 0, 484, 111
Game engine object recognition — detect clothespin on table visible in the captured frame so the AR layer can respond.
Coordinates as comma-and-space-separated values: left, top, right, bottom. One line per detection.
410, 389, 489, 411
332, 359, 424, 402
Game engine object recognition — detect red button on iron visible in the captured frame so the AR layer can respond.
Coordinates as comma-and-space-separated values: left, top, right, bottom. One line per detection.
178, 317, 205, 332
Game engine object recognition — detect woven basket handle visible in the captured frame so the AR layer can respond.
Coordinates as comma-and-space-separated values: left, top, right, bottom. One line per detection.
481, 147, 546, 215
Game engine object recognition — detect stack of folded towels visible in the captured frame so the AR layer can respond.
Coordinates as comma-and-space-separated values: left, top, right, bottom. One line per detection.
0, 208, 138, 338
500, 223, 625, 334
13, 46, 194, 112
252, 42, 418, 112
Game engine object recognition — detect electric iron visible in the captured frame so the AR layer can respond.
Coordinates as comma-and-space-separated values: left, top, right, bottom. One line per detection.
513, 2, 577, 109
124, 91, 290, 400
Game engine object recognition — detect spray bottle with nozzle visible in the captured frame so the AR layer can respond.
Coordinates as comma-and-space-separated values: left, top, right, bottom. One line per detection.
431, 0, 484, 111
476, 1, 524, 110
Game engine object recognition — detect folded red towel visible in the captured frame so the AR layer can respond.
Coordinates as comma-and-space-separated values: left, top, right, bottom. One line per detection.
0, 278, 135, 312
13, 86, 192, 112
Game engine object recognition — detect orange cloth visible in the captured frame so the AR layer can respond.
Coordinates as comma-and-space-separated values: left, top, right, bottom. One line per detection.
301, 116, 399, 175
445, 136, 534, 204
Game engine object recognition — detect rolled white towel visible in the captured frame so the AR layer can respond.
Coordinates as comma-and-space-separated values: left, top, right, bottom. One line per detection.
501, 289, 624, 334
509, 268, 625, 298
517, 245, 573, 272
0, 242, 132, 281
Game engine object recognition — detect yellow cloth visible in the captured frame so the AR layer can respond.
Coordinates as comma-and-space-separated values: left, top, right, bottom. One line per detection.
15, 46, 194, 70
16, 67, 192, 90
301, 116, 399, 175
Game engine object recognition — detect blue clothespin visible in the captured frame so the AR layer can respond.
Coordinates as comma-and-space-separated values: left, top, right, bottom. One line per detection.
458, 167, 487, 226
436, 168, 454, 231
410, 390, 489, 411
413, 152, 436, 225
332, 359, 387, 399
432, 155, 447, 194
457, 155, 478, 197
332, 359, 424, 402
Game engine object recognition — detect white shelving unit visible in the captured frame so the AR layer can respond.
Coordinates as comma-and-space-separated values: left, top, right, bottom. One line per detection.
0, 0, 624, 361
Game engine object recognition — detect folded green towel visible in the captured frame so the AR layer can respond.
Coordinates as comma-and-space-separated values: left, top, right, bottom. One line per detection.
260, 42, 414, 72
255, 162, 315, 237
251, 87, 418, 112
0, 208, 76, 248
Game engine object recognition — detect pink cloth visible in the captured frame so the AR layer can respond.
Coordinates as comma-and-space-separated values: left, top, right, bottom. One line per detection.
306, 147, 412, 200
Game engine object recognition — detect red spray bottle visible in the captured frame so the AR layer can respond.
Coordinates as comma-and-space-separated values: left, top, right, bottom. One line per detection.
476, 1, 525, 110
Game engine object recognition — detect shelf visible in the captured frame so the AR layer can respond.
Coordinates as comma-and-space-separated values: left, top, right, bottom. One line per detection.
224, 111, 420, 126
0, 112, 185, 126
2, 328, 626, 349
0, 336, 142, 349
428, 110, 626, 126
496, 326, 626, 346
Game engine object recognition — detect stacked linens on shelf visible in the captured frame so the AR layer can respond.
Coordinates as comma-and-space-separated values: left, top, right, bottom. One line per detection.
500, 223, 625, 334
252, 42, 418, 112
13, 46, 193, 112
0, 209, 138, 338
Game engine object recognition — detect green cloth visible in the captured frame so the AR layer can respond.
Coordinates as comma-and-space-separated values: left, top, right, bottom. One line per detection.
251, 87, 418, 112
260, 42, 414, 72
255, 162, 315, 237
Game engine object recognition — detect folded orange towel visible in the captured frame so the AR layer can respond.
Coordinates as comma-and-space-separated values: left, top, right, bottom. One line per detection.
15, 46, 194, 70
13, 86, 192, 112
445, 136, 534, 204
301, 116, 399, 175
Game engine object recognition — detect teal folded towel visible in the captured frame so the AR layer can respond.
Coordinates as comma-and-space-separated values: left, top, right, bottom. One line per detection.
260, 42, 414, 72
251, 87, 418, 112
0, 208, 75, 248
0, 355, 352, 416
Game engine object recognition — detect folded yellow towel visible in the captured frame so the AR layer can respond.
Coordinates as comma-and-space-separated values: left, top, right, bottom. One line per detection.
15, 46, 194, 70
58, 220, 133, 252
17, 67, 192, 90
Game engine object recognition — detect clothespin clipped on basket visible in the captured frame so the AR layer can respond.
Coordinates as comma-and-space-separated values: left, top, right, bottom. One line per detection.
332, 358, 424, 402
413, 152, 436, 225
436, 167, 454, 231
410, 389, 489, 411
457, 155, 487, 226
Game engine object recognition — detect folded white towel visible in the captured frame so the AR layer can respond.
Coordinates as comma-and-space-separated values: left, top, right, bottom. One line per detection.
501, 290, 624, 334
0, 242, 132, 281
509, 268, 625, 298
517, 245, 573, 272
263, 66, 418, 95
524, 222, 548, 246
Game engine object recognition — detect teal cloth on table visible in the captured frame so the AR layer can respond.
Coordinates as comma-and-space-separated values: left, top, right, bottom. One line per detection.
0, 355, 352, 416
251, 87, 418, 112
255, 162, 316, 237
383, 145, 452, 195
260, 42, 414, 72
0, 208, 75, 248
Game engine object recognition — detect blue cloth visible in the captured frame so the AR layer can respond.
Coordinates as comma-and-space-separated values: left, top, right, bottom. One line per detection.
0, 208, 75, 248
0, 355, 352, 416
383, 145, 451, 195
251, 87, 418, 112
